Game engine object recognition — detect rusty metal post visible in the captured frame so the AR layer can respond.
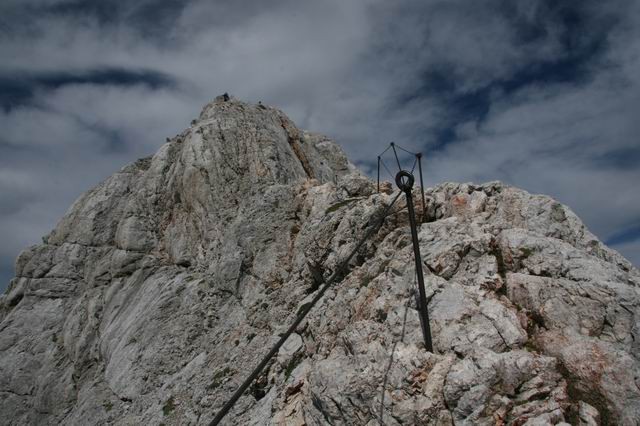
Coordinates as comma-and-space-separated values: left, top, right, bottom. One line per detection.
395, 170, 434, 352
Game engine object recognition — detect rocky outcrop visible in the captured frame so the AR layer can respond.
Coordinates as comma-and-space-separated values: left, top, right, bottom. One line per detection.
0, 97, 638, 425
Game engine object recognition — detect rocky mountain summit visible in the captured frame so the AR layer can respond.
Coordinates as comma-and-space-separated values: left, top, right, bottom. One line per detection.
1, 96, 639, 425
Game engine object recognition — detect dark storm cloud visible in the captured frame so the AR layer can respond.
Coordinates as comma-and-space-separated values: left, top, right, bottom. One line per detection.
390, 0, 617, 151
1, 0, 191, 40
0, 68, 176, 110
1, 0, 639, 291
45, 0, 183, 24
606, 225, 640, 246
593, 147, 640, 171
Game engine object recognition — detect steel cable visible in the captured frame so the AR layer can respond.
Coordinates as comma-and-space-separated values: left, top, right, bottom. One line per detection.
378, 284, 414, 425
394, 144, 418, 156
209, 191, 403, 425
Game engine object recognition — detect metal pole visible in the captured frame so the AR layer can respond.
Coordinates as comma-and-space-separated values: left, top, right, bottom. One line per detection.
416, 153, 427, 222
395, 170, 433, 352
390, 142, 402, 171
377, 156, 381, 193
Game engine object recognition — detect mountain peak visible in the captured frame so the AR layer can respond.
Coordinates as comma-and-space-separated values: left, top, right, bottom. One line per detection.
1, 98, 639, 425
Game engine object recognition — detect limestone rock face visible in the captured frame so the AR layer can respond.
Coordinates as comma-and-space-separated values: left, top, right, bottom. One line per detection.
1, 98, 639, 425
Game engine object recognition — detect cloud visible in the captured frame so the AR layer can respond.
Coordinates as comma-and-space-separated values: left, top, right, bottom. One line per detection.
611, 240, 640, 268
607, 224, 640, 247
0, 68, 176, 111
1, 0, 639, 291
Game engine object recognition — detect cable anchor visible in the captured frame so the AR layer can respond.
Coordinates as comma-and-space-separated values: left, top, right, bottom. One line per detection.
395, 169, 434, 352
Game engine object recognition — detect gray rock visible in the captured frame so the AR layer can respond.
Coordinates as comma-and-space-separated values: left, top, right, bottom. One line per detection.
1, 97, 638, 425
578, 400, 601, 426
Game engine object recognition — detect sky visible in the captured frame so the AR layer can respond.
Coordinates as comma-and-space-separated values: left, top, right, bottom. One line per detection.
1, 0, 639, 291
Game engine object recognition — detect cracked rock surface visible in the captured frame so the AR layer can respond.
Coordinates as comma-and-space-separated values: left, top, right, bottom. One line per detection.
1, 97, 639, 425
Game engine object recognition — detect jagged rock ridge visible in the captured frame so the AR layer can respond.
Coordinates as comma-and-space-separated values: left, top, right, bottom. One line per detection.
1, 97, 639, 425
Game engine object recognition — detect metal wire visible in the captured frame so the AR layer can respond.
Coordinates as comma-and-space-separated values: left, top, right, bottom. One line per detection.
390, 143, 402, 171
378, 285, 414, 425
416, 154, 427, 222
410, 156, 418, 174
377, 142, 427, 223
394, 144, 418, 156
208, 191, 403, 426
379, 157, 395, 182
376, 144, 393, 158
